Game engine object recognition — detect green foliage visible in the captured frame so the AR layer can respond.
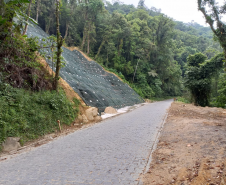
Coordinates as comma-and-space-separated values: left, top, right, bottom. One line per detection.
105, 1, 136, 14
0, 31, 56, 91
0, 83, 79, 145
0, 0, 34, 41
177, 96, 191, 104
28, 0, 224, 99
98, 64, 154, 99
198, 0, 226, 61
185, 53, 224, 107
211, 73, 226, 108
187, 53, 207, 67
0, 0, 79, 148
150, 96, 175, 101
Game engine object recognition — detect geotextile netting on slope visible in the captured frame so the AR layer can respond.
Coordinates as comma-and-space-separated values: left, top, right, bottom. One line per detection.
26, 24, 144, 112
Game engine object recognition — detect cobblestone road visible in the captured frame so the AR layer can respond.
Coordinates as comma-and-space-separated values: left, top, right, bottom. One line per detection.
0, 100, 172, 185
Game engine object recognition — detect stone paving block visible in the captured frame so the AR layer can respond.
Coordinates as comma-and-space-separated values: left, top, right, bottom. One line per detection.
0, 100, 172, 185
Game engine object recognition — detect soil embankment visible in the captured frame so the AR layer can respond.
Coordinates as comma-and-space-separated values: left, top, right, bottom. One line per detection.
142, 102, 226, 185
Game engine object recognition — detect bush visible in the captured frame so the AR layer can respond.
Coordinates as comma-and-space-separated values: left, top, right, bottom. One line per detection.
184, 53, 224, 107
211, 73, 226, 108
177, 96, 191, 104
0, 83, 79, 145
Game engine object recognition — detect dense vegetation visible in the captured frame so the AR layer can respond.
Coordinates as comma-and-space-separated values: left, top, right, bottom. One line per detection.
0, 83, 79, 146
0, 0, 79, 148
30, 0, 223, 100
185, 53, 223, 106
196, 0, 226, 108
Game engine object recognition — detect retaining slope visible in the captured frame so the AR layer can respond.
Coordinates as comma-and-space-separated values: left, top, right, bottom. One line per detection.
26, 24, 143, 112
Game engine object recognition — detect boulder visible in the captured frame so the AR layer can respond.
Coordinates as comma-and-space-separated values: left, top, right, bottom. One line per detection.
104, 107, 117, 114
85, 107, 98, 121
44, 134, 55, 140
77, 115, 83, 122
91, 107, 98, 117
82, 114, 89, 123
2, 137, 21, 152
95, 116, 102, 122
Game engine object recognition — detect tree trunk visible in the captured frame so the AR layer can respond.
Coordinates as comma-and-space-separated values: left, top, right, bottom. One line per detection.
0, 0, 5, 16
87, 34, 90, 54
45, 19, 51, 34
81, 27, 87, 51
87, 22, 91, 55
118, 38, 123, 56
22, 0, 32, 35
224, 50, 226, 63
54, 0, 64, 91
81, 5, 88, 51
64, 22, 69, 39
95, 38, 106, 59
106, 51, 109, 67
36, 0, 41, 22
132, 58, 140, 83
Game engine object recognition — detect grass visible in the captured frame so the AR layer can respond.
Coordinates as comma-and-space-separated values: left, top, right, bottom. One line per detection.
0, 83, 79, 147
150, 96, 175, 101
176, 96, 191, 104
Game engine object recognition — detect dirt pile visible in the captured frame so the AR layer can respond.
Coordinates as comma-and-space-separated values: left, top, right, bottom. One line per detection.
142, 102, 226, 185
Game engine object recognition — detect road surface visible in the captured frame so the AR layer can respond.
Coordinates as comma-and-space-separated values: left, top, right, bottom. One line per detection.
0, 100, 172, 185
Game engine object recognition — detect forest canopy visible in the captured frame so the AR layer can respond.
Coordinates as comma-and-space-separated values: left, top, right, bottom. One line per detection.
27, 0, 224, 99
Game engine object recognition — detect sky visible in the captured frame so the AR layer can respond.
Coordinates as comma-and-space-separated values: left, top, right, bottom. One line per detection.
117, 0, 226, 27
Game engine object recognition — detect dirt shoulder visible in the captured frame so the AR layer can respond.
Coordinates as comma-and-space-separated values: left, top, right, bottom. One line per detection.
142, 102, 226, 185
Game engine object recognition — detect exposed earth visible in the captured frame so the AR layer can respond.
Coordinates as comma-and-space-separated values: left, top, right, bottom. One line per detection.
142, 102, 226, 185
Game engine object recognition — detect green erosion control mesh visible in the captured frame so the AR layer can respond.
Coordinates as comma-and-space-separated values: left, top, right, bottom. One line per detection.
26, 24, 144, 112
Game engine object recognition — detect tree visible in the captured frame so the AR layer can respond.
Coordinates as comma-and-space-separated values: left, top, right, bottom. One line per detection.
215, 73, 226, 107
79, 0, 104, 54
60, 0, 77, 40
138, 0, 145, 8
35, 0, 41, 22
22, 0, 32, 35
198, 0, 226, 59
0, 0, 30, 40
54, 0, 64, 91
36, 0, 56, 34
185, 53, 224, 106
26, 0, 223, 98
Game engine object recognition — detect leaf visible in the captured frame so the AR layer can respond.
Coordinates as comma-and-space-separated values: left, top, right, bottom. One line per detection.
148, 70, 158, 77
0, 16, 7, 25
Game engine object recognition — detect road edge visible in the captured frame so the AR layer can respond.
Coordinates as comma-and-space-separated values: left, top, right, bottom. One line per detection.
138, 111, 169, 185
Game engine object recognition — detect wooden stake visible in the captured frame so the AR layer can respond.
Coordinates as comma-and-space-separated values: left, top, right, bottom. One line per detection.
57, 120, 62, 133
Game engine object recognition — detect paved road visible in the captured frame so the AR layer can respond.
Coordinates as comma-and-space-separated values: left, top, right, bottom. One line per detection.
0, 100, 172, 185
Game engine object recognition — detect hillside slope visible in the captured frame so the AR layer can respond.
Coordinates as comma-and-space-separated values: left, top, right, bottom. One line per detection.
27, 24, 144, 112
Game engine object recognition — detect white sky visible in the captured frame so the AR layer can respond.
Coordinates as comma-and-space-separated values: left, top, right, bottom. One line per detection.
118, 0, 226, 27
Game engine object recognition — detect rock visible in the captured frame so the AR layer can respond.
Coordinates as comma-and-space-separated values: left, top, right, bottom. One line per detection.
44, 134, 54, 140
145, 99, 152, 103
78, 115, 83, 121
95, 116, 102, 122
2, 137, 21, 152
85, 107, 98, 121
91, 107, 98, 117
85, 109, 94, 121
82, 114, 89, 123
104, 107, 117, 114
